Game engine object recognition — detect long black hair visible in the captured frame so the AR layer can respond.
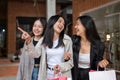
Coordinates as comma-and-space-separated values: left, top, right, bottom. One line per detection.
77, 15, 101, 43
42, 15, 66, 48
72, 15, 101, 53
39, 17, 46, 36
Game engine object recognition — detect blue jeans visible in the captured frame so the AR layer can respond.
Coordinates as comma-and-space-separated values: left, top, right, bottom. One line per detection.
32, 67, 39, 80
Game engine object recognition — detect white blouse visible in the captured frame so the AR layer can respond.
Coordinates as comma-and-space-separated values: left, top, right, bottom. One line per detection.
46, 39, 65, 68
78, 53, 90, 68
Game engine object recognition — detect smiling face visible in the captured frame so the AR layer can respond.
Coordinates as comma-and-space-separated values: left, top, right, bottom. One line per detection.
32, 20, 44, 37
53, 17, 65, 35
75, 19, 86, 37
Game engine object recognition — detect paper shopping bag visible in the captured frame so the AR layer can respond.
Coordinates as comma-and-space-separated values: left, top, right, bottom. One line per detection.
47, 77, 59, 80
58, 76, 67, 80
89, 70, 116, 80
47, 76, 67, 80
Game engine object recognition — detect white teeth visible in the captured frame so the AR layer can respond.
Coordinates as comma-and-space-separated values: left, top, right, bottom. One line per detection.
75, 29, 78, 31
34, 31, 40, 33
75, 29, 79, 33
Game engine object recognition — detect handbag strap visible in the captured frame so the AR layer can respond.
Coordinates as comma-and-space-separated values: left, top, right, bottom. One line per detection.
53, 71, 62, 77
97, 65, 106, 71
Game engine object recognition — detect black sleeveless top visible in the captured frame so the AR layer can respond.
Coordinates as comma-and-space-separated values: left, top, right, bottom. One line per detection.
33, 39, 40, 64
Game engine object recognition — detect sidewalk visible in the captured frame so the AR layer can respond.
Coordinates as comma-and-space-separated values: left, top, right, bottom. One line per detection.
0, 76, 16, 80
0, 58, 18, 80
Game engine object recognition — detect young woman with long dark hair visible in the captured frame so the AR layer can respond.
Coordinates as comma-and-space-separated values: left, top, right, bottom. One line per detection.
16, 17, 46, 80
71, 15, 109, 80
42, 15, 73, 79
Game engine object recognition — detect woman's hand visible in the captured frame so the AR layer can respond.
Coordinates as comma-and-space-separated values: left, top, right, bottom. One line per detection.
18, 27, 31, 44
64, 52, 71, 61
98, 59, 109, 68
54, 65, 60, 74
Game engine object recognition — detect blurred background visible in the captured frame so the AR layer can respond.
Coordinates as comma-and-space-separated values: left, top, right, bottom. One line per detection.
0, 0, 120, 80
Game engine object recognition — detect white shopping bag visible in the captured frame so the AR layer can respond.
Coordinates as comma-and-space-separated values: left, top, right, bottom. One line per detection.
89, 70, 116, 80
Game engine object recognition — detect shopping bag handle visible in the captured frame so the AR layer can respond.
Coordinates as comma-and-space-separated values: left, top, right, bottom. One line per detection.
97, 65, 107, 71
53, 71, 62, 77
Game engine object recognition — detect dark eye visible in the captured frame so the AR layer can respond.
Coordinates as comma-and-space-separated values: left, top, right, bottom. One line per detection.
59, 20, 61, 23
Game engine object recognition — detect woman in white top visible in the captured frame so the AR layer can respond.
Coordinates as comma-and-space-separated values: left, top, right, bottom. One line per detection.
42, 15, 73, 79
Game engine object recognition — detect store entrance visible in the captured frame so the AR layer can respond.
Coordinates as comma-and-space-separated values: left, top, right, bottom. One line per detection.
0, 20, 7, 57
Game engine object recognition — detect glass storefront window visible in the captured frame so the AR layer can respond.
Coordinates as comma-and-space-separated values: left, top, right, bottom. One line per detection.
0, 21, 7, 57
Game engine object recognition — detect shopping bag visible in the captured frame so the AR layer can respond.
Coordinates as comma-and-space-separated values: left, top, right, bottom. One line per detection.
47, 67, 68, 80
89, 70, 116, 80
47, 77, 59, 80
58, 76, 67, 80
47, 76, 67, 80
47, 72, 67, 80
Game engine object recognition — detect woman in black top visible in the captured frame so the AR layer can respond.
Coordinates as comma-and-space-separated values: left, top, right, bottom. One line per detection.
71, 15, 109, 80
